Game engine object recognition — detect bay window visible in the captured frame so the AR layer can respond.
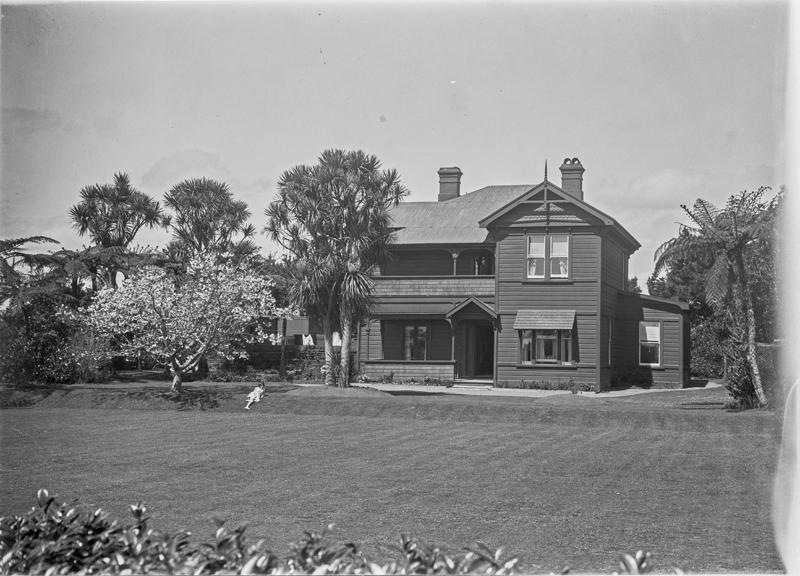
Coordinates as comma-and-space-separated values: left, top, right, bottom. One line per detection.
520, 329, 574, 365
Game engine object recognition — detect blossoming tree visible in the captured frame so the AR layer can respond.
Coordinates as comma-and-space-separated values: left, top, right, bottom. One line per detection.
86, 253, 287, 392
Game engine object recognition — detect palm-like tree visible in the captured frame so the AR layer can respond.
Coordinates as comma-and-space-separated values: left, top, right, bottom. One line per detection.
1, 236, 60, 308
266, 149, 408, 387
69, 173, 166, 288
654, 187, 779, 406
163, 178, 256, 257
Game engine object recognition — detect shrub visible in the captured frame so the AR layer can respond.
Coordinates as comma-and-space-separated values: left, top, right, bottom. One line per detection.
0, 308, 109, 386
690, 321, 725, 378
0, 490, 523, 575
610, 368, 654, 389
495, 378, 592, 392
723, 353, 761, 410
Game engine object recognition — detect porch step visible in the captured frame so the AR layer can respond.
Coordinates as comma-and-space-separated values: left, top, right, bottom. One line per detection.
453, 379, 494, 388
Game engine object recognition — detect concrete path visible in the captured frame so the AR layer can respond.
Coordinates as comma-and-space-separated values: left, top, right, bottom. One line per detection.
355, 380, 723, 398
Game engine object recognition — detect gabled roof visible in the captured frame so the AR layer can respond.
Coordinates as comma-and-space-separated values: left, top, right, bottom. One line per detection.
390, 185, 532, 245
389, 180, 639, 251
445, 296, 497, 319
478, 180, 640, 251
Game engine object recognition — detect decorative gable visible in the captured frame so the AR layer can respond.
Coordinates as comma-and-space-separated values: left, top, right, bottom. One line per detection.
479, 183, 605, 229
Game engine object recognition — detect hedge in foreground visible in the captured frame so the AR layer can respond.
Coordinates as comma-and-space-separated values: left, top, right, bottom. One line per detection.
0, 490, 658, 575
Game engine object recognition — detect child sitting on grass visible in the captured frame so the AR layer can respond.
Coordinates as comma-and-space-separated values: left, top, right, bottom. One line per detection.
244, 383, 265, 410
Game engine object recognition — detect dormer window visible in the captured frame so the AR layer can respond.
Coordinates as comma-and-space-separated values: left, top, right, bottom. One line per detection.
527, 234, 570, 280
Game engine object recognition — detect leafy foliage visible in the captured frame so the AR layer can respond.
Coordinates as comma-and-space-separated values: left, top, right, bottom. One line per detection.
0, 236, 60, 309
69, 173, 166, 249
164, 177, 257, 257
0, 491, 667, 575
69, 173, 166, 289
652, 187, 781, 407
0, 490, 522, 575
84, 252, 287, 392
265, 149, 408, 387
0, 236, 110, 384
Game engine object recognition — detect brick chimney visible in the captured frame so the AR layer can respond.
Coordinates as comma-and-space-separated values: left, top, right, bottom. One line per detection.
437, 167, 462, 202
559, 157, 585, 201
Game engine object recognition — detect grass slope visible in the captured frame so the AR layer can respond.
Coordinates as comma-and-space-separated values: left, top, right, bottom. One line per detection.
0, 387, 783, 573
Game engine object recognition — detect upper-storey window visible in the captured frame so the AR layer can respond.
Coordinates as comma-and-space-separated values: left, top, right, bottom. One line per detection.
527, 234, 570, 280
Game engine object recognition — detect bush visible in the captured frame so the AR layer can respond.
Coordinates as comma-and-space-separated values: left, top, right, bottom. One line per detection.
495, 378, 591, 393
610, 368, 654, 389
0, 490, 523, 575
690, 321, 725, 378
0, 308, 110, 386
724, 353, 761, 410
0, 491, 668, 575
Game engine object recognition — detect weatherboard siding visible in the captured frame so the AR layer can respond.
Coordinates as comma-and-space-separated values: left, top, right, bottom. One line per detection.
613, 295, 688, 387
361, 361, 455, 382
492, 227, 603, 389
373, 277, 495, 298
602, 237, 626, 290
495, 231, 600, 283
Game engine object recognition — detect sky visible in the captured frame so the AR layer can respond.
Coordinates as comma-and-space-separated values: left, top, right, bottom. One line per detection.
0, 0, 789, 290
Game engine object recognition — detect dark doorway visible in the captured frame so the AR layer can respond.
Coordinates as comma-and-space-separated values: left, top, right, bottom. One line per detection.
465, 322, 494, 378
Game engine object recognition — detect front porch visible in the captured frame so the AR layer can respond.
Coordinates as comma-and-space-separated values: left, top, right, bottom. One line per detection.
358, 297, 496, 384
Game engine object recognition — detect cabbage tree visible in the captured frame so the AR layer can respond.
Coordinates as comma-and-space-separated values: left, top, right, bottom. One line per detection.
164, 178, 257, 258
69, 173, 166, 288
265, 150, 407, 386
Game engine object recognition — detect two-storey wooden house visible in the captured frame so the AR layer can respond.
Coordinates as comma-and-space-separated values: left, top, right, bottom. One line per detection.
356, 158, 689, 390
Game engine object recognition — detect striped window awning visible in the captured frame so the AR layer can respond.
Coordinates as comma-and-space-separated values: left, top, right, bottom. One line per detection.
513, 310, 575, 330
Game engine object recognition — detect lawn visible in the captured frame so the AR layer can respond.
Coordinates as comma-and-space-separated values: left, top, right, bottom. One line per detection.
0, 386, 784, 573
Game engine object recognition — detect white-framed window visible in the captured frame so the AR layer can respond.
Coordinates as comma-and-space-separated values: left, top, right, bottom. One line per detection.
550, 235, 570, 278
639, 321, 661, 366
527, 236, 545, 278
403, 325, 428, 360
561, 330, 573, 363
527, 234, 570, 279
520, 330, 534, 364
535, 330, 558, 363
519, 329, 574, 365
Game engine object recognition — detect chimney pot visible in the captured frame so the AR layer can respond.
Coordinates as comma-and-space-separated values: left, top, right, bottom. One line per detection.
437, 167, 462, 202
559, 157, 585, 200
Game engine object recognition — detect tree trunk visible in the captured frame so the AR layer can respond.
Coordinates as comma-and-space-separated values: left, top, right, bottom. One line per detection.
734, 253, 768, 406
170, 358, 184, 393
322, 313, 335, 387
339, 319, 352, 388
279, 317, 287, 381
171, 372, 183, 393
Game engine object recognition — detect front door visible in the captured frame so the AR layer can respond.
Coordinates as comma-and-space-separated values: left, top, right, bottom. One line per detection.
465, 322, 494, 378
